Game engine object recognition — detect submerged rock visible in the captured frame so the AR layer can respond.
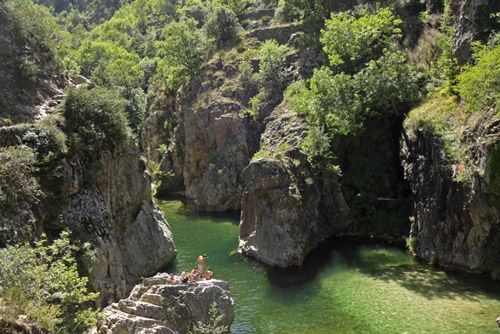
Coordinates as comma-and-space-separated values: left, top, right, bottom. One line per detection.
99, 274, 234, 334
239, 103, 351, 267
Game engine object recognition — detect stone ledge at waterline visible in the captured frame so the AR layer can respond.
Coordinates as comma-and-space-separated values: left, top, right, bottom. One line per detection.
98, 274, 234, 334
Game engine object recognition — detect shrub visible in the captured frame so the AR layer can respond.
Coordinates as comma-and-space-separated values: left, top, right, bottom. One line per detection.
256, 40, 289, 90
0, 231, 99, 333
62, 87, 130, 153
0, 146, 42, 213
238, 59, 255, 88
188, 302, 229, 334
204, 6, 239, 46
321, 8, 402, 73
279, 0, 326, 24
457, 44, 500, 113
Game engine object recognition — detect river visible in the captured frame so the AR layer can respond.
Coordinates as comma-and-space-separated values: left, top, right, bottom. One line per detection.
158, 200, 500, 334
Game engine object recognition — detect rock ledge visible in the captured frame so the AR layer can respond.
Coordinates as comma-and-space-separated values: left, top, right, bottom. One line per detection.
99, 274, 234, 334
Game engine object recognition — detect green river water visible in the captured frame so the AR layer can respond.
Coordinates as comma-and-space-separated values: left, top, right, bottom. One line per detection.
158, 200, 500, 334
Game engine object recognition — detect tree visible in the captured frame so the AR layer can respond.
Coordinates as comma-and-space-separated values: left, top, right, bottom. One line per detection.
256, 40, 289, 89
204, 6, 239, 46
321, 8, 402, 73
154, 18, 207, 90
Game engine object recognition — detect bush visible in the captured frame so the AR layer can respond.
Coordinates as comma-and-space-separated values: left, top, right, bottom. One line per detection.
62, 87, 130, 152
204, 6, 239, 46
238, 59, 255, 88
321, 8, 402, 73
0, 231, 99, 333
279, 0, 326, 24
154, 18, 207, 90
457, 44, 500, 113
256, 40, 289, 89
0, 146, 42, 214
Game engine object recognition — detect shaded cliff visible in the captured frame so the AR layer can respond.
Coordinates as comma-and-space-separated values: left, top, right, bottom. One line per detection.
402, 97, 500, 274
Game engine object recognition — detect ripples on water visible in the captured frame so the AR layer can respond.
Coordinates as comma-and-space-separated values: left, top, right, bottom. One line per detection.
159, 200, 500, 334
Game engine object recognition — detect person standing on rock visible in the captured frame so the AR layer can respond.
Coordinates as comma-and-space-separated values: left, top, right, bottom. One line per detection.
197, 254, 208, 275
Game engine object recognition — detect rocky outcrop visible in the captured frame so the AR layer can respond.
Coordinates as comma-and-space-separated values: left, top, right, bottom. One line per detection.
401, 107, 500, 273
61, 141, 177, 305
239, 103, 351, 267
142, 4, 315, 211
99, 274, 234, 334
449, 0, 499, 64
0, 120, 176, 305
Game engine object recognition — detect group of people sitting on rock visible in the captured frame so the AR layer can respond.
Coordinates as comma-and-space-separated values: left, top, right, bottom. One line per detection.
166, 254, 213, 284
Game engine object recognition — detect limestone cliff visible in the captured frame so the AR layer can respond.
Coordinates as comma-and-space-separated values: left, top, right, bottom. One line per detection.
401, 106, 500, 274
142, 4, 312, 211
99, 274, 234, 334
239, 102, 351, 267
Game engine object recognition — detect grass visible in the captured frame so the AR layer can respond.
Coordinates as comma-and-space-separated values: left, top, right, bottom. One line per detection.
405, 91, 470, 181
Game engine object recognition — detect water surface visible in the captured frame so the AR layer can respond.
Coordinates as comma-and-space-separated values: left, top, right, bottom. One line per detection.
159, 200, 500, 334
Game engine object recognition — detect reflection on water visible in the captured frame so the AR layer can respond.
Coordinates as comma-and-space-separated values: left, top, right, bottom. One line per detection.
159, 200, 500, 334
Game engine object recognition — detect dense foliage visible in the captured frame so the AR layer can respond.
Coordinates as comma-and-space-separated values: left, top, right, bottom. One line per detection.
204, 6, 239, 46
321, 8, 403, 73
0, 231, 99, 333
62, 87, 130, 152
288, 8, 422, 165
0, 146, 42, 214
457, 44, 500, 113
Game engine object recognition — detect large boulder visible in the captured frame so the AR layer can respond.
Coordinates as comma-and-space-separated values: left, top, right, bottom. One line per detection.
99, 274, 234, 334
238, 103, 351, 267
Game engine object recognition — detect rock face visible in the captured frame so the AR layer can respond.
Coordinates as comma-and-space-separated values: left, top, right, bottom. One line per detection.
401, 107, 500, 273
142, 5, 309, 211
99, 275, 234, 334
61, 142, 177, 305
239, 103, 351, 267
449, 0, 499, 64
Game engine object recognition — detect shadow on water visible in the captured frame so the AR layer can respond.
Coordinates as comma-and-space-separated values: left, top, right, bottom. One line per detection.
158, 195, 241, 223
261, 235, 500, 304
331, 237, 500, 302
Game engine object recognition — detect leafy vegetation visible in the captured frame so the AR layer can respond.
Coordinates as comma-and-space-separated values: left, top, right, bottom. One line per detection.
62, 87, 130, 153
0, 231, 99, 333
321, 8, 403, 73
287, 8, 422, 167
457, 44, 500, 113
0, 146, 42, 214
155, 18, 208, 91
204, 6, 239, 46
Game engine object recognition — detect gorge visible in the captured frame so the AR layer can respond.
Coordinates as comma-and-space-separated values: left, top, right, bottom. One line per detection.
0, 0, 499, 333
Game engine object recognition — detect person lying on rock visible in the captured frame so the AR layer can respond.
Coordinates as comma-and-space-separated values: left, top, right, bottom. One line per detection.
179, 270, 196, 284
204, 268, 213, 280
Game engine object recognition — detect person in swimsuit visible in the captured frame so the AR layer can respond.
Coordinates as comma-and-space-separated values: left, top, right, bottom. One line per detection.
196, 254, 208, 275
